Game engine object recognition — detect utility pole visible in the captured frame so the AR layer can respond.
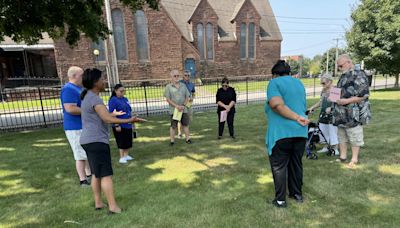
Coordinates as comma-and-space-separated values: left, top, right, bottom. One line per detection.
326, 49, 329, 74
334, 38, 340, 77
104, 0, 120, 86
299, 55, 303, 78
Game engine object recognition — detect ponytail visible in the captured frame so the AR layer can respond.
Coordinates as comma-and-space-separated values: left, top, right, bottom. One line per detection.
80, 89, 88, 100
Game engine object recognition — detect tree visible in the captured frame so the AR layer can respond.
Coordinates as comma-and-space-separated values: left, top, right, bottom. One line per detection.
0, 0, 159, 46
346, 0, 400, 87
286, 58, 300, 75
320, 48, 346, 76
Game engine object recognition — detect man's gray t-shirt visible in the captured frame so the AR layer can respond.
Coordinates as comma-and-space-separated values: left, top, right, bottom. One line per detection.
80, 90, 109, 145
164, 82, 190, 114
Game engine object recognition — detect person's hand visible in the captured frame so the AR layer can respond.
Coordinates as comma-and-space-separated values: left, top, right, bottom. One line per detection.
115, 126, 122, 132
112, 109, 126, 116
225, 107, 231, 113
336, 99, 349, 106
177, 105, 184, 112
134, 117, 147, 123
296, 116, 310, 126
325, 107, 332, 114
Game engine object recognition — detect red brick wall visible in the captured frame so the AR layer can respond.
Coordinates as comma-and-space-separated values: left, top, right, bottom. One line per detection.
53, 0, 281, 82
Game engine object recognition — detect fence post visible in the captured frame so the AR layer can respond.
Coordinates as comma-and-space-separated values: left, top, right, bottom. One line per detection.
385, 74, 388, 89
143, 81, 149, 117
313, 76, 316, 97
246, 77, 249, 105
38, 87, 47, 128
373, 74, 376, 91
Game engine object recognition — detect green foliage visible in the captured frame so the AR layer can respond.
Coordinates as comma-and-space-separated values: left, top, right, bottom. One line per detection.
0, 0, 159, 45
347, 0, 400, 86
319, 48, 346, 75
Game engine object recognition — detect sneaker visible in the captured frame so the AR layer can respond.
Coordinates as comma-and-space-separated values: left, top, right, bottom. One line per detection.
271, 199, 287, 208
317, 147, 329, 153
119, 157, 128, 164
334, 149, 340, 156
86, 175, 92, 185
289, 194, 304, 203
217, 136, 222, 140
170, 142, 175, 146
80, 180, 90, 188
125, 155, 134, 161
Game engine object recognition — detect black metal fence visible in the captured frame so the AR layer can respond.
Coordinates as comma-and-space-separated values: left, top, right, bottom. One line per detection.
0, 74, 397, 132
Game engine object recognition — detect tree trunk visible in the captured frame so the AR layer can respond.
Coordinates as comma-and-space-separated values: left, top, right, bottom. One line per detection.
395, 74, 399, 88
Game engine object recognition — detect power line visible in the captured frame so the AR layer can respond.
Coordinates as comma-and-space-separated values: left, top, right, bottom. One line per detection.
282, 40, 333, 53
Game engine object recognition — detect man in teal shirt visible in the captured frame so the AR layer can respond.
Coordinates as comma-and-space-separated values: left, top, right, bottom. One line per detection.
265, 60, 309, 208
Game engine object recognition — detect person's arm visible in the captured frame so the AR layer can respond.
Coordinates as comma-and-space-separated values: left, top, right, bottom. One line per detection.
225, 88, 236, 112
94, 104, 144, 124
64, 104, 81, 115
308, 100, 321, 111
337, 73, 369, 106
269, 97, 309, 126
216, 89, 228, 109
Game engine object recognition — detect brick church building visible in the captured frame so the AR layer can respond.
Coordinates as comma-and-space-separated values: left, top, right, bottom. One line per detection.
55, 0, 282, 82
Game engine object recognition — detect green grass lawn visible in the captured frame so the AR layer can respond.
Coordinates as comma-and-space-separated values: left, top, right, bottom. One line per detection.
1, 90, 399, 227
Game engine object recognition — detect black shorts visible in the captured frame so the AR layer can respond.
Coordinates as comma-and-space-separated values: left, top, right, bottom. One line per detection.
112, 127, 133, 149
170, 113, 189, 128
81, 142, 113, 178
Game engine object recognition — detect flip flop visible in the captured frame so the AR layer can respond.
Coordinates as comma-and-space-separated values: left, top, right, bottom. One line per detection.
346, 160, 358, 169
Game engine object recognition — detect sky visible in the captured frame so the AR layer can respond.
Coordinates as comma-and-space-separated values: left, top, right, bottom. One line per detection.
269, 0, 359, 58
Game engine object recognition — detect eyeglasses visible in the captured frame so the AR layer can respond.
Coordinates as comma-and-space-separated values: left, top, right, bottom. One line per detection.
321, 82, 326, 85
173, 75, 180, 78
222, 84, 229, 88
338, 62, 346, 68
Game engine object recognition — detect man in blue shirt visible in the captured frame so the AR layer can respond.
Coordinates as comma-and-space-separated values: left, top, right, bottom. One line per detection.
61, 66, 91, 187
178, 71, 195, 138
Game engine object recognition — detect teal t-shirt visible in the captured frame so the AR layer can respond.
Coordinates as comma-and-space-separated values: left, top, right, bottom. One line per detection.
265, 76, 308, 155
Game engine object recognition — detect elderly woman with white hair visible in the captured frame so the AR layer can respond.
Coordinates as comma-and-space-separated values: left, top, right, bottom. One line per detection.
308, 73, 339, 155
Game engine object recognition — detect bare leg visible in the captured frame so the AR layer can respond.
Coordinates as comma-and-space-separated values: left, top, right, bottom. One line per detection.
101, 176, 121, 212
119, 149, 124, 158
76, 160, 87, 181
91, 175, 104, 208
123, 149, 128, 157
177, 122, 182, 136
339, 143, 347, 160
84, 160, 91, 176
170, 127, 176, 142
350, 146, 360, 163
183, 126, 190, 141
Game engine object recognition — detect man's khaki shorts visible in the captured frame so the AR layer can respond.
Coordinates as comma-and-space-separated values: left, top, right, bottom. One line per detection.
338, 125, 364, 147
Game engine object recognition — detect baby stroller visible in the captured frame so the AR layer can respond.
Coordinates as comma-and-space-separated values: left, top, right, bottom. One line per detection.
305, 110, 335, 160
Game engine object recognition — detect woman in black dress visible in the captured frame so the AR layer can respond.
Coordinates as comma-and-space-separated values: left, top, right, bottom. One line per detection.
216, 77, 237, 139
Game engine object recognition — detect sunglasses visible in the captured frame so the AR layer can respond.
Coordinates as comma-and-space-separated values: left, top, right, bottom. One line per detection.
173, 75, 180, 78
222, 84, 229, 88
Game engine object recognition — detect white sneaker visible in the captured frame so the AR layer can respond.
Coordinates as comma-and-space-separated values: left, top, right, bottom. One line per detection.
317, 147, 329, 153
125, 155, 134, 161
334, 149, 340, 156
119, 157, 128, 164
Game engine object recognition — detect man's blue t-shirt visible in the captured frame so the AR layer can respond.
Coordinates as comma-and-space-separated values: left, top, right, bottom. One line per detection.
60, 82, 82, 130
265, 76, 308, 155
180, 80, 195, 97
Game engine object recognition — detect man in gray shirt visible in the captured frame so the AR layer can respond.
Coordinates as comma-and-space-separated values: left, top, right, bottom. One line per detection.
164, 69, 191, 145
